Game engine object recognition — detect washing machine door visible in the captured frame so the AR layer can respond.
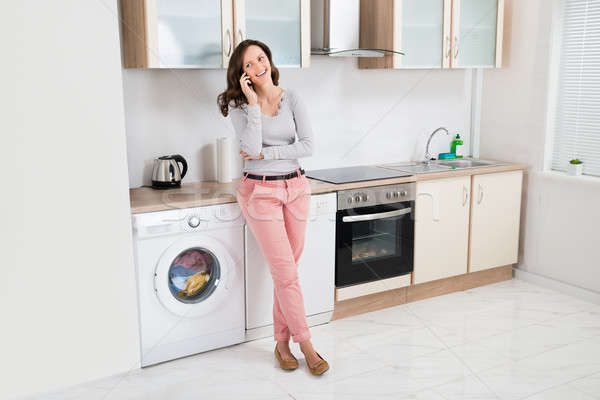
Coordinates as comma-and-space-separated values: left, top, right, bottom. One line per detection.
154, 235, 236, 318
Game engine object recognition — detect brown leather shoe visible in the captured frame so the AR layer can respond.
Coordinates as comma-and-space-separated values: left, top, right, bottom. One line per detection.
307, 352, 329, 375
274, 345, 298, 370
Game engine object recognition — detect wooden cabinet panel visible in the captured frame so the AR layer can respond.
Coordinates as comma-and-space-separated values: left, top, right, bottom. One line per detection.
469, 170, 523, 272
414, 176, 470, 284
358, 0, 395, 69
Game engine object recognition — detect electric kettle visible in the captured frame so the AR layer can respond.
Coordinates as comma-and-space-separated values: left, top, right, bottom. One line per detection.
151, 154, 188, 189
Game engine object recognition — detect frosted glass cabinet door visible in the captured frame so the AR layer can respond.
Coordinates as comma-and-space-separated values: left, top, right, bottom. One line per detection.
398, 0, 446, 68
453, 0, 499, 67
156, 0, 226, 68
244, 0, 302, 67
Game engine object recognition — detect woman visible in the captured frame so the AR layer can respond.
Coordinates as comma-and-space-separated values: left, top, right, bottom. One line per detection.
217, 39, 329, 375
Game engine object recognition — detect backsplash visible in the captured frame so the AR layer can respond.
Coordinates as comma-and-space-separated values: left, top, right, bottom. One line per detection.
123, 57, 470, 188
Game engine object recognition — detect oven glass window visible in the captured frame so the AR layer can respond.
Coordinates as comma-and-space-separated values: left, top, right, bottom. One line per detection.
168, 247, 220, 303
351, 218, 399, 263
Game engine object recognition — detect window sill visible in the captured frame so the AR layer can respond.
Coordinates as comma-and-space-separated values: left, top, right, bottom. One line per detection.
539, 169, 600, 186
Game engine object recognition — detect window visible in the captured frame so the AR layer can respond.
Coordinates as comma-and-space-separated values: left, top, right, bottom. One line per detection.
551, 0, 600, 177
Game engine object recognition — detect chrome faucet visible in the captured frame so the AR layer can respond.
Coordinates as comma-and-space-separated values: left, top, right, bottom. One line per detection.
424, 127, 449, 165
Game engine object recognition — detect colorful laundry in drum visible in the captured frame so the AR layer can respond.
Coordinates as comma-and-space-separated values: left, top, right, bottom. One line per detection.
168, 249, 214, 298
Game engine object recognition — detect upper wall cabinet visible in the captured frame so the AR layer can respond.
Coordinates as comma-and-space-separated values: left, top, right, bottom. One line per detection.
234, 0, 311, 67
452, 0, 503, 68
121, 0, 233, 68
359, 0, 450, 69
359, 0, 503, 69
120, 0, 310, 69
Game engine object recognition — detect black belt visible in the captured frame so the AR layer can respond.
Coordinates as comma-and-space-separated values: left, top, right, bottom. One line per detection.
244, 168, 305, 181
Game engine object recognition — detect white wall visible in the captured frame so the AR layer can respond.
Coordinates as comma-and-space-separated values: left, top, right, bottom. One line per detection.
480, 0, 600, 294
3, 1, 139, 398
123, 59, 471, 187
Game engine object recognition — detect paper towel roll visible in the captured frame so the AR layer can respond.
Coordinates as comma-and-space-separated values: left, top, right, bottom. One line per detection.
217, 137, 232, 183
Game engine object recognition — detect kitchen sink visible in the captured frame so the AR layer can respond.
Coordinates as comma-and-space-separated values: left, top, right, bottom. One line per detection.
435, 159, 502, 169
377, 162, 452, 174
376, 159, 502, 174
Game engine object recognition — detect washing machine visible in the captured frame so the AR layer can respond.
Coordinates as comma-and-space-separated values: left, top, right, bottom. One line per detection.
131, 202, 245, 367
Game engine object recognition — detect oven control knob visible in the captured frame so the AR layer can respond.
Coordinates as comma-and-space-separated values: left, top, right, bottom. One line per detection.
354, 195, 361, 203
393, 191, 400, 198
361, 194, 368, 202
386, 192, 392, 200
347, 197, 353, 204
188, 215, 201, 228
400, 190, 408, 197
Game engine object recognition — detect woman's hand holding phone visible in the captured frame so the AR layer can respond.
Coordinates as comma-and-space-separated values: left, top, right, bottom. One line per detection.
240, 72, 258, 106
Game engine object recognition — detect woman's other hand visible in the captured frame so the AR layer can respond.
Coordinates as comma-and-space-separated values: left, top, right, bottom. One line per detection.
240, 150, 264, 160
240, 72, 258, 106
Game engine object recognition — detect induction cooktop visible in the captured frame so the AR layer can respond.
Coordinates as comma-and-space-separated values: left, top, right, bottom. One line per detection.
305, 166, 412, 184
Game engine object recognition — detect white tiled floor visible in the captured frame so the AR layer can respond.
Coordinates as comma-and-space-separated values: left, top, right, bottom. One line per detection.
34, 279, 600, 400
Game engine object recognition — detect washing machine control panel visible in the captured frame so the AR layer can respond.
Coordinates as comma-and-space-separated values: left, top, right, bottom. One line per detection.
182, 203, 243, 232
132, 203, 244, 238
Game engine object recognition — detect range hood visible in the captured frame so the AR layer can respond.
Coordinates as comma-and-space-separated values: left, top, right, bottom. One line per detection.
311, 0, 403, 57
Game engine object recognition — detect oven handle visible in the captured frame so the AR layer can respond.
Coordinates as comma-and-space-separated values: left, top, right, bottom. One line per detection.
342, 207, 412, 223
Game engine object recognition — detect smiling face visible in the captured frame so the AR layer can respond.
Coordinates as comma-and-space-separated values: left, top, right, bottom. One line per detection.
242, 45, 272, 87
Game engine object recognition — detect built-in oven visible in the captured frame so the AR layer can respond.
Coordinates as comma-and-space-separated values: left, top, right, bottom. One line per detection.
335, 183, 415, 288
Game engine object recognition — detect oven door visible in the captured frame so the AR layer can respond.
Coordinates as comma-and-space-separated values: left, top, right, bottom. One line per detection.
336, 201, 414, 287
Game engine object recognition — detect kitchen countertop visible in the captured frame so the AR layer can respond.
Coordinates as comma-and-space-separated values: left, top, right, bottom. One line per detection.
129, 160, 528, 214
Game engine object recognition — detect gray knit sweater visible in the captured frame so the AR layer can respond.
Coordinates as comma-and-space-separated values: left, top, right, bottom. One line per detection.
229, 88, 314, 175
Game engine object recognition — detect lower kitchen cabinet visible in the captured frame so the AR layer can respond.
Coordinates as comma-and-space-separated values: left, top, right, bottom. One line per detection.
414, 176, 471, 284
469, 170, 523, 272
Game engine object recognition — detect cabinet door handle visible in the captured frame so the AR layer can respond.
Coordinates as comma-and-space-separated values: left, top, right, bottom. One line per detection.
477, 184, 484, 204
225, 29, 232, 57
462, 185, 468, 206
238, 29, 244, 45
445, 36, 451, 59
454, 36, 459, 59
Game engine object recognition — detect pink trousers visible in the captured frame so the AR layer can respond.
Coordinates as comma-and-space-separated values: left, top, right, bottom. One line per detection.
236, 168, 312, 343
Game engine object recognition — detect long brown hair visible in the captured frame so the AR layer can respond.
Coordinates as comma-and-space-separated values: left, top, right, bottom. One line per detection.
217, 39, 280, 117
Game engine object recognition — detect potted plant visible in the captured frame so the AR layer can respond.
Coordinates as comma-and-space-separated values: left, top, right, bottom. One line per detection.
568, 158, 584, 176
